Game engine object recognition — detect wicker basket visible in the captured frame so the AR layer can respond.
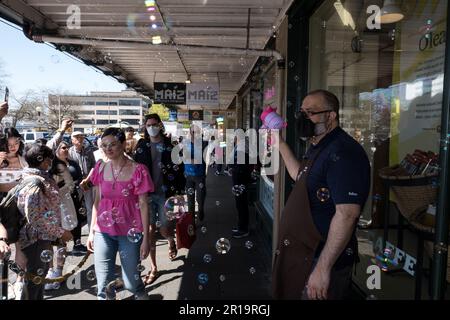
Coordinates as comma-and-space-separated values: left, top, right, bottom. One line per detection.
379, 166, 438, 220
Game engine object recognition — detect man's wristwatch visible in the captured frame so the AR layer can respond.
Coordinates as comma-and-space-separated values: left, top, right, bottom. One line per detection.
0, 237, 8, 244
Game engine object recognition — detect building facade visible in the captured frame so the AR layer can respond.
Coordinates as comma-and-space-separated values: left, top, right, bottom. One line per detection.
50, 90, 151, 134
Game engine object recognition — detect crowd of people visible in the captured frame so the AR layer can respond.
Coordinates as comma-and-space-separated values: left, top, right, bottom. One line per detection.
1, 89, 368, 301
0, 101, 256, 300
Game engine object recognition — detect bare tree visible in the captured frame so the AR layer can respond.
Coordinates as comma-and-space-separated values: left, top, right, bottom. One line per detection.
8, 90, 42, 128
43, 91, 82, 131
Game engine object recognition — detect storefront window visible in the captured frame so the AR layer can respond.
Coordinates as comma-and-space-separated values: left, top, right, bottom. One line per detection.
309, 0, 447, 299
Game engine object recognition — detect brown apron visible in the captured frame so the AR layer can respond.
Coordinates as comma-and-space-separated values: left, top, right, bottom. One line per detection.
272, 147, 324, 299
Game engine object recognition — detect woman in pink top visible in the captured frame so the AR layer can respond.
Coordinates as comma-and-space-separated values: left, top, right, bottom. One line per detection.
87, 128, 154, 300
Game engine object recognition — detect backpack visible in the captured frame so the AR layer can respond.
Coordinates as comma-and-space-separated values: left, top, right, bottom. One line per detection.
0, 177, 45, 244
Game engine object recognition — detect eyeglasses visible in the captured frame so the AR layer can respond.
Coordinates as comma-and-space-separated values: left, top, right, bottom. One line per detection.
295, 109, 333, 119
101, 142, 119, 150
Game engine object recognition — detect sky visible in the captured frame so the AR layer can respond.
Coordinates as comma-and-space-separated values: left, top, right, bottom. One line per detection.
0, 19, 126, 105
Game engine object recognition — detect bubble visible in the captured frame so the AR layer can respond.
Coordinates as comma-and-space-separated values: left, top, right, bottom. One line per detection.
115, 216, 126, 224
128, 184, 134, 190
249, 267, 256, 275
316, 188, 330, 202
86, 270, 96, 281
158, 162, 165, 169
79, 207, 87, 215
56, 247, 67, 259
156, 144, 165, 153
134, 274, 140, 281
288, 61, 295, 68
33, 276, 43, 285
40, 250, 53, 263
137, 148, 143, 154
371, 147, 377, 154
38, 66, 45, 73
37, 155, 44, 162
201, 226, 207, 234
245, 241, 253, 249
164, 196, 186, 220
49, 54, 61, 64
219, 275, 226, 282
97, 211, 115, 228
135, 202, 140, 210
37, 268, 44, 276
64, 216, 78, 229
251, 170, 259, 180
198, 285, 203, 290
127, 228, 143, 243
137, 264, 145, 273
239, 57, 246, 67
162, 168, 167, 174
203, 254, 212, 263
215, 238, 231, 254
216, 201, 220, 206
155, 220, 162, 228
294, 75, 300, 82
173, 165, 179, 171
197, 273, 209, 285
121, 188, 130, 197
187, 188, 195, 196
232, 185, 245, 197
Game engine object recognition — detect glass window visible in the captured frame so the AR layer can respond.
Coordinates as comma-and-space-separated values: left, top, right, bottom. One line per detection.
308, 0, 447, 299
109, 101, 118, 106
96, 120, 110, 125
96, 110, 117, 115
119, 99, 141, 106
79, 110, 95, 115
82, 101, 95, 106
76, 119, 94, 125
122, 119, 140, 125
95, 101, 109, 106
119, 109, 140, 116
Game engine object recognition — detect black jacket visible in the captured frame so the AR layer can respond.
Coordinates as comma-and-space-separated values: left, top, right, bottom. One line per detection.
134, 136, 186, 198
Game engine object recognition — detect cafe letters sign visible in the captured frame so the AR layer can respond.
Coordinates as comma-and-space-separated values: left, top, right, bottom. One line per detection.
154, 82, 186, 104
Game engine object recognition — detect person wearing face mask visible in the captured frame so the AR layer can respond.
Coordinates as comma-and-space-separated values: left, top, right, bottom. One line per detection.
134, 114, 185, 285
15, 143, 73, 300
271, 90, 370, 300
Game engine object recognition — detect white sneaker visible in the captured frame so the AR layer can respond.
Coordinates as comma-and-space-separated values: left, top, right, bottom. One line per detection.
44, 269, 62, 291
13, 281, 24, 300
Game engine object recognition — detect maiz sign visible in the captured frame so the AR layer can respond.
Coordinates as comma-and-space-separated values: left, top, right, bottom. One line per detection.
154, 82, 186, 104
187, 83, 219, 106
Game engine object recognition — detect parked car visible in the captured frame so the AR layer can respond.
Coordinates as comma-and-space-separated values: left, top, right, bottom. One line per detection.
20, 131, 50, 144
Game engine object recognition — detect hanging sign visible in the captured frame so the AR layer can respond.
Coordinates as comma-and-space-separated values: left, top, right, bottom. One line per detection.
189, 110, 204, 121
186, 83, 219, 106
154, 82, 186, 104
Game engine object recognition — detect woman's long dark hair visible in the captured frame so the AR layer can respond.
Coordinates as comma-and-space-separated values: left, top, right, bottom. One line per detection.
49, 141, 70, 176
4, 127, 25, 156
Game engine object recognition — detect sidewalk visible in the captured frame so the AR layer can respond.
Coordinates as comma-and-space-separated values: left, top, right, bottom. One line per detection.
36, 169, 271, 300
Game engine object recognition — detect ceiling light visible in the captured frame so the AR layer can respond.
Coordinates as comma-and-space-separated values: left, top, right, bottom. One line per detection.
185, 75, 191, 84
380, 0, 405, 24
150, 15, 156, 21
151, 23, 158, 29
152, 36, 162, 44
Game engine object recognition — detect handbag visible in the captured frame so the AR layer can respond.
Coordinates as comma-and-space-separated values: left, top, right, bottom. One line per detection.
176, 212, 196, 249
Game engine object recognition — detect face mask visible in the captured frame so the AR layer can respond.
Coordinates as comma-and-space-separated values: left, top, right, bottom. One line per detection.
298, 112, 331, 139
297, 112, 316, 140
147, 127, 160, 137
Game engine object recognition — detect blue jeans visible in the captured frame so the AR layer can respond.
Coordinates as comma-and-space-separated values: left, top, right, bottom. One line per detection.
149, 193, 170, 227
94, 232, 145, 300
